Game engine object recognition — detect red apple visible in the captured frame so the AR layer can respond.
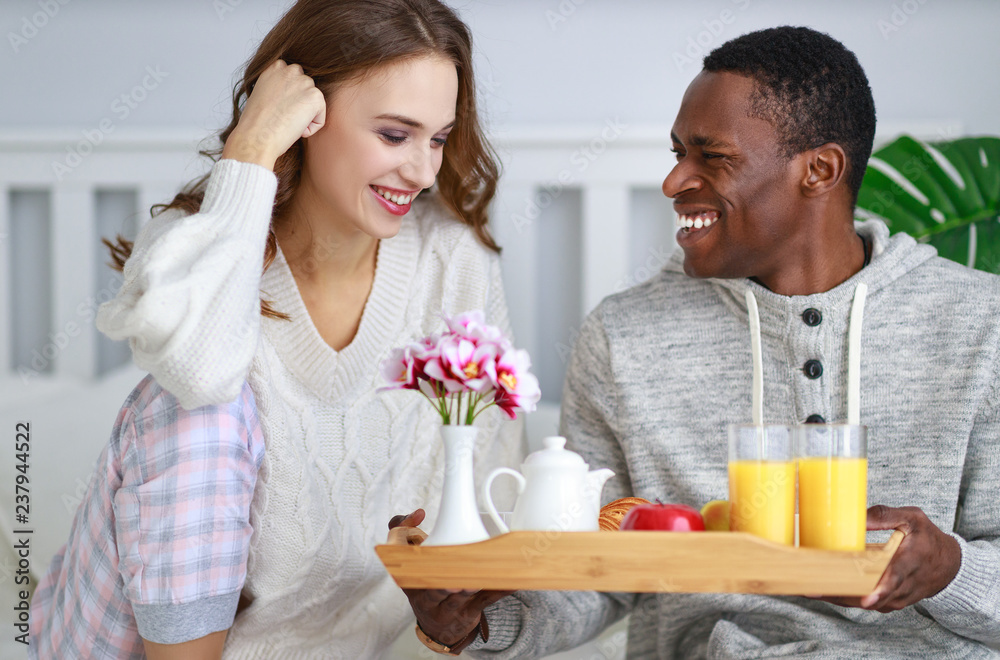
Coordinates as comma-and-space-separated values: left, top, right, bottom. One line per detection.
620, 501, 705, 531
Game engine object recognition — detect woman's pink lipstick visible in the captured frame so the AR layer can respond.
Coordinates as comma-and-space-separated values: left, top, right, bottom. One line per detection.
370, 185, 418, 216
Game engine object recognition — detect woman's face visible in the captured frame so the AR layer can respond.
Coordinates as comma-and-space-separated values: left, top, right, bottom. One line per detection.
298, 54, 459, 240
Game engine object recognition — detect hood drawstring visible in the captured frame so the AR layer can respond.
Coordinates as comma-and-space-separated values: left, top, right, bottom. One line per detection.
745, 289, 764, 426
745, 282, 868, 424
846, 283, 868, 424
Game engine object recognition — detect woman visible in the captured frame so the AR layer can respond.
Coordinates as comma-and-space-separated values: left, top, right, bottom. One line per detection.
28, 1, 524, 657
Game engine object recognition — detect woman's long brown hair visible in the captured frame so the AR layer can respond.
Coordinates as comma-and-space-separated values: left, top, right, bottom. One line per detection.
105, 0, 501, 320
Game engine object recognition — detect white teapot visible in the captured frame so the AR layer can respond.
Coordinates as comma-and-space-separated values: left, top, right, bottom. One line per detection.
483, 436, 615, 534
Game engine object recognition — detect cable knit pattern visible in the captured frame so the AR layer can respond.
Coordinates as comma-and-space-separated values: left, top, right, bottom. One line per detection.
97, 159, 278, 410
96, 160, 525, 658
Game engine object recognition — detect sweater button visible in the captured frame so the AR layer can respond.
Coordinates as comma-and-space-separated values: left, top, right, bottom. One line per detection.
802, 308, 822, 326
803, 359, 823, 379
805, 414, 826, 424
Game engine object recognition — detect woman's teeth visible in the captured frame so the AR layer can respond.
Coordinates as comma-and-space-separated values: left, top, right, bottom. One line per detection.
675, 212, 719, 230
372, 185, 414, 205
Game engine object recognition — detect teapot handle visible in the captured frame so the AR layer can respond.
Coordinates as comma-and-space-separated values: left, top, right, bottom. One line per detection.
483, 467, 525, 535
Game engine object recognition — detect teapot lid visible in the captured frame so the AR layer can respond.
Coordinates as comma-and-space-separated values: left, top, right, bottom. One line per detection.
522, 436, 586, 468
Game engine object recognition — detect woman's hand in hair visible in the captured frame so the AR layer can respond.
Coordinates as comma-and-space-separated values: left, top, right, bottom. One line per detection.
222, 59, 327, 171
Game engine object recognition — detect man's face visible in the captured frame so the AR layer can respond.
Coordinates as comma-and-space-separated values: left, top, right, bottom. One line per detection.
663, 71, 805, 281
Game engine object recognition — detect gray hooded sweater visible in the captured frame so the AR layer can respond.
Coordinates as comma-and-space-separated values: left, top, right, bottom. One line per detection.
469, 220, 1000, 659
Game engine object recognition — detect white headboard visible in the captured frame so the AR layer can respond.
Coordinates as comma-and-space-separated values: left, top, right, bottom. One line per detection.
0, 124, 681, 394
0, 120, 962, 582
0, 120, 962, 387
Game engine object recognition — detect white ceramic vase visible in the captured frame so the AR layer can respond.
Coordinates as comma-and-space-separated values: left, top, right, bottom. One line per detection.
422, 425, 490, 546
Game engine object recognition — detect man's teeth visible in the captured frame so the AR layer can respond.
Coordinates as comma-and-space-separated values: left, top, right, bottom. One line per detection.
675, 212, 719, 229
372, 185, 414, 205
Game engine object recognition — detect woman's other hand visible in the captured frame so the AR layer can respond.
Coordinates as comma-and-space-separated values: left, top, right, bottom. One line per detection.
222, 59, 327, 170
142, 630, 227, 660
388, 509, 427, 532
387, 508, 512, 648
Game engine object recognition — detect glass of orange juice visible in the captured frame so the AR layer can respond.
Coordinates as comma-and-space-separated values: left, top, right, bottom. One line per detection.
728, 424, 795, 545
795, 424, 867, 551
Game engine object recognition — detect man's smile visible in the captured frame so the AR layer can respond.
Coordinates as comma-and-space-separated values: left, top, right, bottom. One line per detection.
675, 210, 720, 231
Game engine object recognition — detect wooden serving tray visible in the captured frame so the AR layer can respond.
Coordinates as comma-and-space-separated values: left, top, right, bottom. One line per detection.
376, 529, 904, 596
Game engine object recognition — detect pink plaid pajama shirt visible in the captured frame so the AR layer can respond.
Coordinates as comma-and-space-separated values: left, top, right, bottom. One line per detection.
29, 375, 264, 659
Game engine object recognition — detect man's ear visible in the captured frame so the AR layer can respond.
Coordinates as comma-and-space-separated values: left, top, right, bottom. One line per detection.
801, 143, 847, 197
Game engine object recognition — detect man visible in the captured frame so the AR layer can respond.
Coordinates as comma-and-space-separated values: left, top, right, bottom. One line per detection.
400, 26, 1000, 658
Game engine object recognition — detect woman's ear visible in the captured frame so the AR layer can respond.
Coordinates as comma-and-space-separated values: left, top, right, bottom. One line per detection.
801, 143, 847, 197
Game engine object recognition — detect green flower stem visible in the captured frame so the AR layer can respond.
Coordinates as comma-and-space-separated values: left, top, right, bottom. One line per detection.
415, 383, 508, 426
469, 399, 497, 423
465, 392, 484, 425
417, 388, 438, 416
437, 382, 451, 425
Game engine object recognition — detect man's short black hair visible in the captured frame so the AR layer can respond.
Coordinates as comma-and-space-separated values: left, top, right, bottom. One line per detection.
703, 26, 876, 202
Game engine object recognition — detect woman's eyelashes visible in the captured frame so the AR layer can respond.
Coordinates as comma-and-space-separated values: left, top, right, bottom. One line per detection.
378, 130, 407, 145
377, 129, 449, 148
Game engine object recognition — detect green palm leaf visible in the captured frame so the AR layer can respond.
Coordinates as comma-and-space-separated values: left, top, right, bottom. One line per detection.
855, 135, 1000, 273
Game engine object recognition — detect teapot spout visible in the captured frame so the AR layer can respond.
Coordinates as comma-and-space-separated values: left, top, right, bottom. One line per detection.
587, 467, 615, 494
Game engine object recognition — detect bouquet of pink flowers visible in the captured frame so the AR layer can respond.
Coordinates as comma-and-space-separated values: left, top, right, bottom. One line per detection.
380, 311, 541, 424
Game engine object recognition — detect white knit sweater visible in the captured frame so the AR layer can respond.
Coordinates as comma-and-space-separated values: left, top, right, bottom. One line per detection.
97, 159, 526, 658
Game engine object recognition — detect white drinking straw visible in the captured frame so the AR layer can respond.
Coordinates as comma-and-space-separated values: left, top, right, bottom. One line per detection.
847, 282, 868, 425
745, 288, 763, 427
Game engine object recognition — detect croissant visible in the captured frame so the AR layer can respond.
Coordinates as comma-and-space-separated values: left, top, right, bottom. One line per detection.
598, 497, 651, 531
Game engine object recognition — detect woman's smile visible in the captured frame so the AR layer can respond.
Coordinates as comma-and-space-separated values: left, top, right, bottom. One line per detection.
369, 184, 420, 216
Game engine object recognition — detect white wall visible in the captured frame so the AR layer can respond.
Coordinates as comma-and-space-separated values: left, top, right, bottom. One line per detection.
3, 0, 999, 134
3, 0, 995, 399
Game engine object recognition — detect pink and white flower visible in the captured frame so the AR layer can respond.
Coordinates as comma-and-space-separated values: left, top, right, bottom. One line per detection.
410, 333, 442, 359
408, 333, 441, 381
379, 346, 419, 390
445, 310, 511, 352
493, 348, 541, 419
380, 311, 540, 425
424, 334, 498, 393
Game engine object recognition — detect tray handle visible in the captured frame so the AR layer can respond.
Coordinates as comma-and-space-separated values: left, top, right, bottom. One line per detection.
882, 529, 905, 556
